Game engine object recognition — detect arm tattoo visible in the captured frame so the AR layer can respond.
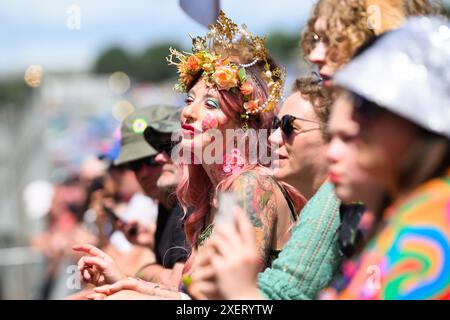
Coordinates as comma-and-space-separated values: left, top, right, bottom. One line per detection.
230, 171, 278, 269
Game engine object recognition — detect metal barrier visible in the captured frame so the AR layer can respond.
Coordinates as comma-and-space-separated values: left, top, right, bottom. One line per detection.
0, 247, 46, 299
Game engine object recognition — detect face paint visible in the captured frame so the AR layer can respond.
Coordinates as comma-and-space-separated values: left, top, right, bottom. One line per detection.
202, 112, 219, 131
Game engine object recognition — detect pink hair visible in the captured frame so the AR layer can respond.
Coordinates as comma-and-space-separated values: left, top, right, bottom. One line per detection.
176, 59, 305, 275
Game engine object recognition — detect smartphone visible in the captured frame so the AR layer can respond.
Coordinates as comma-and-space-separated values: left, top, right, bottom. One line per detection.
102, 204, 120, 223
215, 191, 237, 226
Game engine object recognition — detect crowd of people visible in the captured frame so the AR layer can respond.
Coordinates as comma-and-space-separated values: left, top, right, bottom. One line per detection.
31, 0, 449, 300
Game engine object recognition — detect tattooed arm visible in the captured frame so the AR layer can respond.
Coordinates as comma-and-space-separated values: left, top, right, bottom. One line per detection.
228, 170, 278, 269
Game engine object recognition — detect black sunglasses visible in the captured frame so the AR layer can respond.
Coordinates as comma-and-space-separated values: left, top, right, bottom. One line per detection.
153, 140, 179, 155
125, 156, 160, 172
272, 114, 322, 138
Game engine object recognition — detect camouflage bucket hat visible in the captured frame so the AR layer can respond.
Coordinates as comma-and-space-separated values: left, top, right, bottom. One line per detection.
114, 104, 178, 165
143, 109, 182, 153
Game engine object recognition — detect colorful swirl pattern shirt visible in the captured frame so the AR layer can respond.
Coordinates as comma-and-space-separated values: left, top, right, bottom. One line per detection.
339, 168, 450, 300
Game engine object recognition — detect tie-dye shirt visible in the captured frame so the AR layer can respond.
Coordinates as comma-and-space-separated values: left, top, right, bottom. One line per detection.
338, 168, 450, 300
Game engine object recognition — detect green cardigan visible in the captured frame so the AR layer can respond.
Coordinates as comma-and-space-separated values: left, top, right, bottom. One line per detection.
257, 182, 342, 299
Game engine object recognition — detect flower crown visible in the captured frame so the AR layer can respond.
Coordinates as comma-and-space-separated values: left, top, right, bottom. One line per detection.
167, 11, 285, 129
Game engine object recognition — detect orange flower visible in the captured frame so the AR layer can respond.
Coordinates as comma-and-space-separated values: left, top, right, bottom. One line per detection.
187, 55, 200, 73
243, 99, 260, 113
181, 73, 194, 86
240, 81, 254, 96
212, 66, 238, 90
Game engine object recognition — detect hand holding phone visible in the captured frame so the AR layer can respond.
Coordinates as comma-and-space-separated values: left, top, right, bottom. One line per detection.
215, 191, 237, 226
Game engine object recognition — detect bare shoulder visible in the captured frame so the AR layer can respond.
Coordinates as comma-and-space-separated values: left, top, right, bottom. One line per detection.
227, 168, 280, 266
230, 167, 288, 213
230, 167, 279, 194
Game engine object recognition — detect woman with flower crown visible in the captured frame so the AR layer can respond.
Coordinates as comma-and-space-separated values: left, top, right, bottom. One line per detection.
169, 11, 304, 275
76, 11, 305, 300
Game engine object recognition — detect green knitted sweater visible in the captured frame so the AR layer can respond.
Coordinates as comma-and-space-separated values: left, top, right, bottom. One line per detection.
257, 182, 342, 300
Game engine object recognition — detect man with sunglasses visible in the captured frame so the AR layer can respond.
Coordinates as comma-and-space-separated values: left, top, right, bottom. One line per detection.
93, 107, 165, 259
116, 107, 189, 287
111, 105, 174, 251
73, 106, 190, 293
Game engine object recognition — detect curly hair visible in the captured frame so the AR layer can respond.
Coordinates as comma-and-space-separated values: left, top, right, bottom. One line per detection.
301, 0, 372, 68
301, 0, 442, 68
293, 76, 333, 140
402, 0, 442, 16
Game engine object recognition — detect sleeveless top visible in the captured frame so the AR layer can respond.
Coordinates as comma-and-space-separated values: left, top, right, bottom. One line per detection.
267, 177, 298, 265
258, 182, 343, 300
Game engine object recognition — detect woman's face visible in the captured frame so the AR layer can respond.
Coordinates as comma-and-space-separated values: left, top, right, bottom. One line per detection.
326, 93, 382, 204
269, 92, 327, 191
353, 101, 420, 198
307, 16, 337, 86
180, 79, 235, 162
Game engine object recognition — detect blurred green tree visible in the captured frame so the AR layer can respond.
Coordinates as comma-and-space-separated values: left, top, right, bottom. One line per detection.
443, 4, 450, 18
266, 31, 301, 63
94, 46, 133, 74
132, 43, 182, 82
0, 79, 30, 107
93, 43, 182, 83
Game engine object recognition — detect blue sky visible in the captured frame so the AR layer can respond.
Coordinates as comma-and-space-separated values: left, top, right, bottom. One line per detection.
0, 0, 316, 76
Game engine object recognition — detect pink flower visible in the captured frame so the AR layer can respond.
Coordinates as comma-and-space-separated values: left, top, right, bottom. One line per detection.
223, 148, 244, 174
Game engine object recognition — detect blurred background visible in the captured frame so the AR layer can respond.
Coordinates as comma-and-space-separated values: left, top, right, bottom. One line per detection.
0, 0, 449, 299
